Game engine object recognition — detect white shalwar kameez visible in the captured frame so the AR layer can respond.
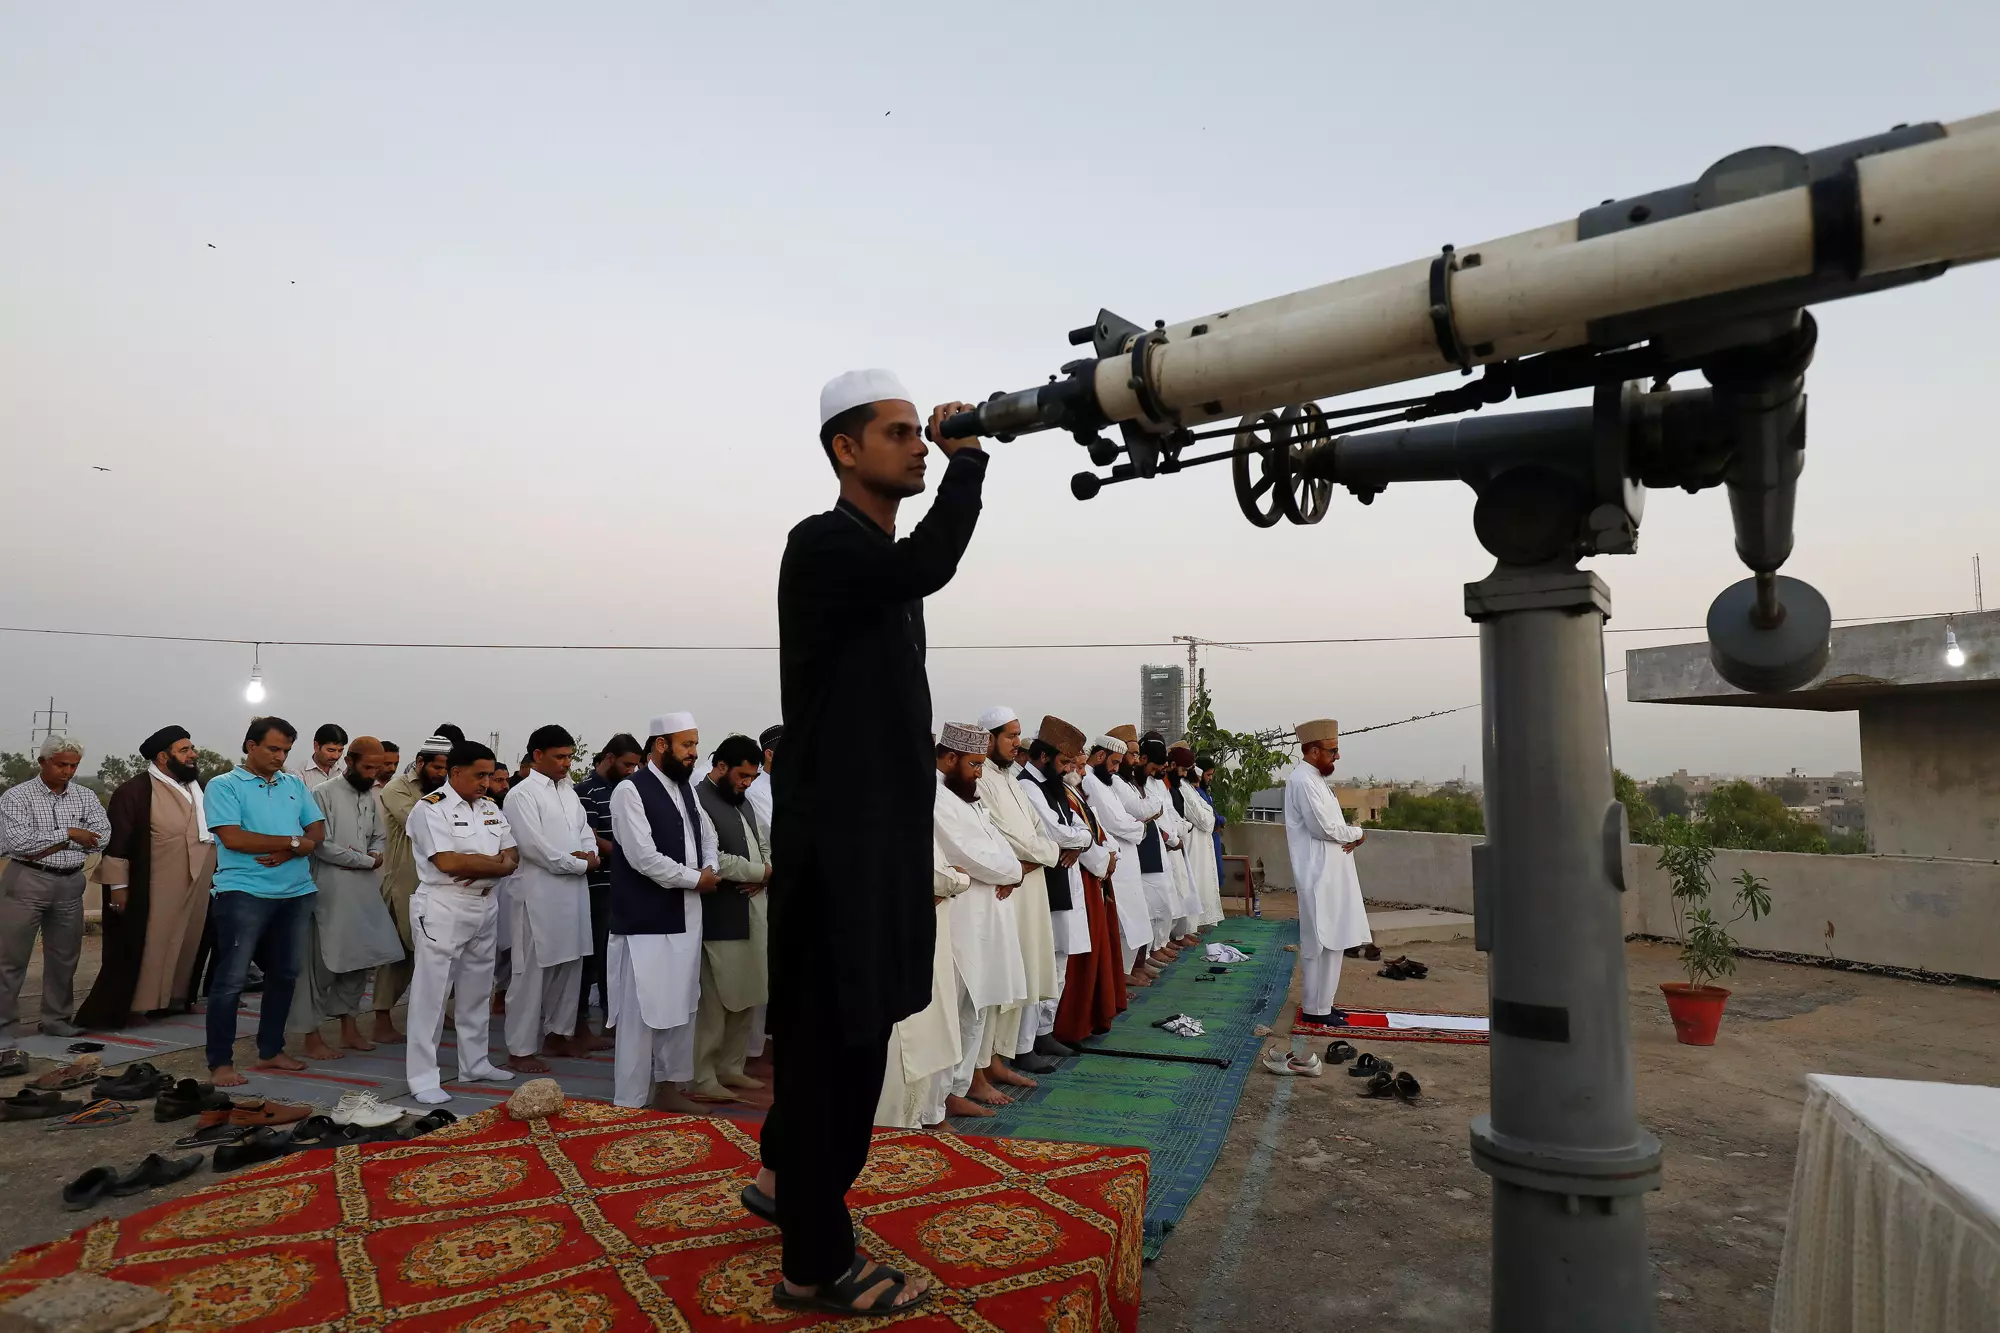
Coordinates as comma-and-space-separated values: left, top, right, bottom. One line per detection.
742, 770, 772, 1061
1284, 761, 1373, 1013
1181, 782, 1226, 927
1020, 767, 1100, 1038
1114, 775, 1176, 948
501, 769, 597, 1058
404, 787, 518, 1097
875, 844, 968, 1128
933, 775, 1025, 1099
1083, 771, 1152, 961
1149, 776, 1202, 936
607, 765, 716, 1108
977, 758, 1061, 1060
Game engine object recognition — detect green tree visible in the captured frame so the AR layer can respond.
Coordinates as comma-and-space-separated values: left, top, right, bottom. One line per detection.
195, 749, 234, 783
94, 753, 146, 792
0, 752, 35, 792
1369, 788, 1486, 834
1828, 829, 1870, 855
1183, 676, 1291, 824
1769, 776, 1809, 806
1614, 769, 1660, 844
1647, 781, 1690, 821
1702, 780, 1829, 853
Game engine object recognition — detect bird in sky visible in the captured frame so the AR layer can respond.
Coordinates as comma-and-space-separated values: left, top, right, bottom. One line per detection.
91, 466, 111, 472
206, 243, 216, 249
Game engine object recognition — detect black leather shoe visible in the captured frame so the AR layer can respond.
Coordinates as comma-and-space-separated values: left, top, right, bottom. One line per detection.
154, 1079, 231, 1123
1012, 1053, 1060, 1076
61, 1165, 118, 1211
94, 1063, 173, 1102
1032, 1035, 1076, 1059
109, 1153, 202, 1197
213, 1128, 301, 1172
1, 1089, 81, 1121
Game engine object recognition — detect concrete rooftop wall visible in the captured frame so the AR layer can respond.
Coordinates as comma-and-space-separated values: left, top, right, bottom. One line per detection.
1225, 823, 2000, 980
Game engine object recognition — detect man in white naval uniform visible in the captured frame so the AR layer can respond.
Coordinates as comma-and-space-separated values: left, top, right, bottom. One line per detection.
607, 711, 720, 1110
405, 740, 521, 1105
1284, 718, 1373, 1023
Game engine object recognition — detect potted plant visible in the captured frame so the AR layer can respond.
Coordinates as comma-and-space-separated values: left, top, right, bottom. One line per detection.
1655, 820, 1772, 1045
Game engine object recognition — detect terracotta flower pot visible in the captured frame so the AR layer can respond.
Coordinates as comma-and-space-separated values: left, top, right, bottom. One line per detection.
1660, 982, 1731, 1046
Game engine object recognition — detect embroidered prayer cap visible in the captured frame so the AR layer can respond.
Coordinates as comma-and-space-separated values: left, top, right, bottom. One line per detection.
1294, 718, 1339, 747
1106, 724, 1139, 748
1037, 715, 1087, 760
978, 705, 1018, 732
647, 712, 697, 737
819, 368, 914, 426
758, 724, 784, 752
1091, 735, 1128, 756
938, 722, 988, 756
1168, 744, 1196, 767
140, 725, 191, 761
416, 734, 453, 756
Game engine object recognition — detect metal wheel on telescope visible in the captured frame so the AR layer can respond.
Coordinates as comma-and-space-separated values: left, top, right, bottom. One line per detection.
1232, 411, 1289, 528
1278, 404, 1333, 525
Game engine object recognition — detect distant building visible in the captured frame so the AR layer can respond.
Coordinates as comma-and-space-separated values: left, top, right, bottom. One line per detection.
1139, 664, 1185, 743
1244, 781, 1396, 825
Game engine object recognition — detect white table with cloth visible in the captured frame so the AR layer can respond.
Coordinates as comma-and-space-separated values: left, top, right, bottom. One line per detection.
1772, 1074, 2000, 1332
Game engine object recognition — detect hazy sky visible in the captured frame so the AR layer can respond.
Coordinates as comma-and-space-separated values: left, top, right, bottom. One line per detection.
4, 2, 1995, 782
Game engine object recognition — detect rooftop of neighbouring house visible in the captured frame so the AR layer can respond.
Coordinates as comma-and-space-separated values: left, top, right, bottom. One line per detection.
1625, 608, 2000, 711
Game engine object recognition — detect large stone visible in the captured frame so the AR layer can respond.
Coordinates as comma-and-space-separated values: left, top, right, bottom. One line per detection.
506, 1077, 563, 1121
0, 1274, 170, 1333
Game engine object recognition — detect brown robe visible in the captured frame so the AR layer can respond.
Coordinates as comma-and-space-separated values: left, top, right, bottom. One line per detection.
1053, 783, 1128, 1044
78, 772, 215, 1027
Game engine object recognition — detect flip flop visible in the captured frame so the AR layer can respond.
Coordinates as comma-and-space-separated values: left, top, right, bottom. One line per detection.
1357, 1071, 1398, 1099
401, 1109, 458, 1139
1348, 1053, 1393, 1078
1325, 1041, 1358, 1065
43, 1099, 136, 1131
1393, 1071, 1423, 1104
109, 1153, 203, 1197
771, 1253, 933, 1317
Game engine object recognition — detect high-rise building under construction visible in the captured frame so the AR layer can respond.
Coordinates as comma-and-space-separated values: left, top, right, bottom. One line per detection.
1139, 664, 1185, 744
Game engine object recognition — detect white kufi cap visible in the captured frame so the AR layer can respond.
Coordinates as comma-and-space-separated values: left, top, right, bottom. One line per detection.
977, 705, 1018, 732
1092, 736, 1128, 756
647, 712, 697, 737
819, 368, 914, 426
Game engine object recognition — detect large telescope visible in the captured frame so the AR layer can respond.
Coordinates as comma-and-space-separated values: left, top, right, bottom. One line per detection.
957, 111, 2000, 1332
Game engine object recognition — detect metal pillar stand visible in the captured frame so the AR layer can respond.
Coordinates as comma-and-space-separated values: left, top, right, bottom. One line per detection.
1467, 563, 1661, 1332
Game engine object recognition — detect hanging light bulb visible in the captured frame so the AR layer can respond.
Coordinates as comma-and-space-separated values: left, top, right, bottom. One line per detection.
1945, 620, 1966, 669
244, 644, 267, 703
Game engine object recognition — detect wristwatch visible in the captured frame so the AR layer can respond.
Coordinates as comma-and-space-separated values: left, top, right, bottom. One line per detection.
289, 836, 301, 852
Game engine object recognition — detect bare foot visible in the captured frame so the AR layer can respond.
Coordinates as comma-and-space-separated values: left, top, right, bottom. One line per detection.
987, 1062, 1037, 1090
1128, 972, 1154, 988
252, 1052, 308, 1073
571, 1029, 614, 1053
211, 1064, 248, 1088
755, 1166, 777, 1199
540, 1036, 577, 1060
651, 1087, 708, 1114
373, 1013, 405, 1043
338, 1019, 375, 1052
968, 1074, 1013, 1107
301, 1033, 344, 1061
505, 1054, 551, 1074
945, 1094, 996, 1118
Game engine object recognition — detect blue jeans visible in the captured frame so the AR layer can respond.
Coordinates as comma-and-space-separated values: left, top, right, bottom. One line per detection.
206, 889, 312, 1070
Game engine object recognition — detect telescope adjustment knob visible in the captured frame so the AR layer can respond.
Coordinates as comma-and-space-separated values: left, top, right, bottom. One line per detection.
1705, 575, 1832, 693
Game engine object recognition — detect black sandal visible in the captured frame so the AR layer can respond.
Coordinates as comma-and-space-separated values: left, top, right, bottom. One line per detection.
1393, 1071, 1422, 1103
1357, 1072, 1398, 1099
739, 1182, 778, 1225
1325, 1041, 1357, 1065
1377, 962, 1413, 980
771, 1253, 932, 1316
1348, 1053, 1393, 1078
1388, 956, 1429, 978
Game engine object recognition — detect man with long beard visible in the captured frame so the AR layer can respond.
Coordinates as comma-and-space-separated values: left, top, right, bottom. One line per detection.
689, 734, 772, 1102
1285, 719, 1372, 1024
1016, 717, 1113, 1050
754, 371, 986, 1316
1081, 737, 1155, 989
606, 714, 720, 1112
972, 705, 1062, 1081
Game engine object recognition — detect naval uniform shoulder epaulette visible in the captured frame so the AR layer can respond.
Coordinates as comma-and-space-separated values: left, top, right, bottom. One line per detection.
420, 791, 446, 803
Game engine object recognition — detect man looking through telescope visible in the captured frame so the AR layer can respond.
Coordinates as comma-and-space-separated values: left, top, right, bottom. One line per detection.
750, 369, 988, 1315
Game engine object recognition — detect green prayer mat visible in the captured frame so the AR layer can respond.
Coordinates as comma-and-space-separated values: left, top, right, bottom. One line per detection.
947, 916, 1299, 1257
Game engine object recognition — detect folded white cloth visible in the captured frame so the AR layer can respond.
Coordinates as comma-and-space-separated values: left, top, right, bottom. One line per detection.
1205, 943, 1250, 963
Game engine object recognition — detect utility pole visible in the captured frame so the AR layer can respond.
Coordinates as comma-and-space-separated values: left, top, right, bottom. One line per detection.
1172, 635, 1252, 721
30, 697, 67, 751
1976, 554, 1985, 612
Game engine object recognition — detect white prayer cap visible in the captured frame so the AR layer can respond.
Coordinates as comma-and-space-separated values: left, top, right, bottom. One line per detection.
819, 369, 913, 426
647, 712, 698, 737
1091, 736, 1128, 756
416, 734, 453, 756
977, 705, 1018, 732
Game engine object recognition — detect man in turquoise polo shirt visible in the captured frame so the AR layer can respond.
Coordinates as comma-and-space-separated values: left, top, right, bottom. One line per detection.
204, 716, 327, 1087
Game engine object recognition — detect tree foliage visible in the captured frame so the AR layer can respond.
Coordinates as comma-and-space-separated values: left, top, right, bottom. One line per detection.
1183, 676, 1291, 825
1647, 782, 1690, 820
1614, 769, 1660, 844
0, 752, 36, 792
1702, 780, 1829, 853
1368, 788, 1485, 834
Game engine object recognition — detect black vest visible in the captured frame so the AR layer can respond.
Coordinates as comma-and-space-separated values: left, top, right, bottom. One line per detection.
1019, 766, 1075, 912
1132, 779, 1164, 874
608, 767, 705, 936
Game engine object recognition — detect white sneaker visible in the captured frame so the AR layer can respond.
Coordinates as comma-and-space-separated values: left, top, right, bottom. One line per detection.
331, 1091, 405, 1128
460, 1064, 516, 1083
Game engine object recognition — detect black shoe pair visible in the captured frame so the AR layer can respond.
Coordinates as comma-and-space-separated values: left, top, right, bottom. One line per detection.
154, 1078, 232, 1123
93, 1063, 174, 1102
213, 1128, 305, 1172
0, 1088, 82, 1121
62, 1153, 202, 1210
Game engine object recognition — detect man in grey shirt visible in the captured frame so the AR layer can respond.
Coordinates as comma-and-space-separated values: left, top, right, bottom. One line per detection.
0, 735, 111, 1036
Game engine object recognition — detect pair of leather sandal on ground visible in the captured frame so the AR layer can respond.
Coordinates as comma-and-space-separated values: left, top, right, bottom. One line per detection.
211, 1106, 459, 1171
1330, 1044, 1423, 1103
738, 1184, 936, 1314
62, 1153, 203, 1211
1376, 955, 1430, 981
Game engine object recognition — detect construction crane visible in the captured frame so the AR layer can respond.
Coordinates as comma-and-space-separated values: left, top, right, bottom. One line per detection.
1172, 634, 1250, 722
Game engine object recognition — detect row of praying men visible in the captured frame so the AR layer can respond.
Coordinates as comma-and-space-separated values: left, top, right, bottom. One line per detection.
873, 709, 1233, 1129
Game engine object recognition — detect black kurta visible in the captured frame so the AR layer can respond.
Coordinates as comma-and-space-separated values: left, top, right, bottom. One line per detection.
768, 448, 989, 1042
76, 775, 156, 1029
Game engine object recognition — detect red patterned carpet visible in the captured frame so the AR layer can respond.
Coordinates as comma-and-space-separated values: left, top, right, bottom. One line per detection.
0, 1100, 1146, 1332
